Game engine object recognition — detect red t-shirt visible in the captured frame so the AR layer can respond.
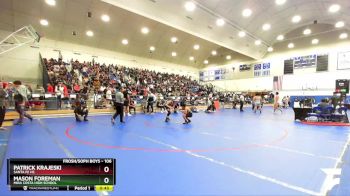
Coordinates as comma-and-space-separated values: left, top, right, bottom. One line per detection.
2, 82, 8, 89
74, 84, 80, 92
47, 85, 54, 93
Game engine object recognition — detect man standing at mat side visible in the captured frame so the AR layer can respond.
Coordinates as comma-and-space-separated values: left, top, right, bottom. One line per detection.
239, 94, 245, 112
111, 87, 125, 124
147, 91, 156, 114
273, 92, 282, 113
0, 82, 8, 130
13, 80, 33, 125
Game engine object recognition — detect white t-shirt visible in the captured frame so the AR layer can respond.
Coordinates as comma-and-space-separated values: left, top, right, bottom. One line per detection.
240, 95, 245, 101
99, 86, 106, 92
55, 86, 64, 96
106, 90, 112, 100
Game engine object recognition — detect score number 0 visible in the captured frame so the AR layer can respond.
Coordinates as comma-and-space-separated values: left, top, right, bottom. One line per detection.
103, 166, 110, 184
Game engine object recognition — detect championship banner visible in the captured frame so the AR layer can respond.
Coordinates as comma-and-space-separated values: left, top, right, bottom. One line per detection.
199, 68, 228, 81
254, 63, 270, 77
337, 51, 350, 70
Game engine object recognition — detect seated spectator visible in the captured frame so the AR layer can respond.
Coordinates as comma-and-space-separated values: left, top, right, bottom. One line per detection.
34, 85, 45, 94
157, 98, 166, 113
73, 83, 80, 93
129, 98, 136, 115
318, 99, 331, 113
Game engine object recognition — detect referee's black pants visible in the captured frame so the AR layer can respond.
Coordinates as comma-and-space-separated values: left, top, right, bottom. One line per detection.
0, 106, 6, 127
112, 102, 124, 122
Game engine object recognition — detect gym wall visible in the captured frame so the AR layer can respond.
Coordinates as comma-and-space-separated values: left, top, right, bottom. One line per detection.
202, 40, 350, 96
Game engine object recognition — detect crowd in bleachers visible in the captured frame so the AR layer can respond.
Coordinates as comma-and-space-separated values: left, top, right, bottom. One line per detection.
44, 58, 214, 99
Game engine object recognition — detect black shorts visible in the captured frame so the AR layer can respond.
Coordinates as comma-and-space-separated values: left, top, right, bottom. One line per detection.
186, 112, 193, 118
124, 101, 129, 106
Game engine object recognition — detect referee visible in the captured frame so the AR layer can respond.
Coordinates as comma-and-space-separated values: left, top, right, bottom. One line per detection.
111, 87, 125, 124
0, 82, 7, 130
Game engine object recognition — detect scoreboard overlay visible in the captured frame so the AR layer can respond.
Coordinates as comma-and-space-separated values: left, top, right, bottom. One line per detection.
7, 158, 116, 191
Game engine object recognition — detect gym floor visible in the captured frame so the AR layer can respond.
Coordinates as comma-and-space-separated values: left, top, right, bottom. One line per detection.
0, 107, 349, 195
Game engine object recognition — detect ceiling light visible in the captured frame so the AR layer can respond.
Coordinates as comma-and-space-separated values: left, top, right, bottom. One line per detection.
171, 52, 177, 57
193, 44, 200, 50
184, 1, 196, 12
238, 31, 246, 37
141, 27, 149, 34
291, 15, 301, 23
122, 39, 128, 45
329, 4, 340, 13
149, 46, 155, 51
335, 21, 345, 28
101, 14, 110, 22
189, 56, 194, 61
255, 40, 262, 45
171, 37, 178, 43
226, 55, 231, 60
339, 33, 348, 39
262, 23, 271, 31
275, 0, 286, 5
40, 19, 49, 26
267, 47, 273, 52
216, 18, 225, 26
303, 28, 311, 35
204, 60, 209, 64
311, 39, 319, 45
242, 9, 252, 17
211, 50, 217, 56
45, 0, 56, 6
288, 43, 294, 48
276, 34, 284, 41
86, 30, 94, 37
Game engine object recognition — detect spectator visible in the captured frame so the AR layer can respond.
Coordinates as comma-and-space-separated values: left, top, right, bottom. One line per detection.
129, 97, 136, 115
55, 82, 68, 109
34, 85, 45, 94
239, 94, 245, 112
6, 82, 15, 108
318, 99, 331, 111
13, 80, 33, 125
73, 83, 80, 93
123, 89, 131, 116
106, 87, 112, 104
47, 83, 54, 93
